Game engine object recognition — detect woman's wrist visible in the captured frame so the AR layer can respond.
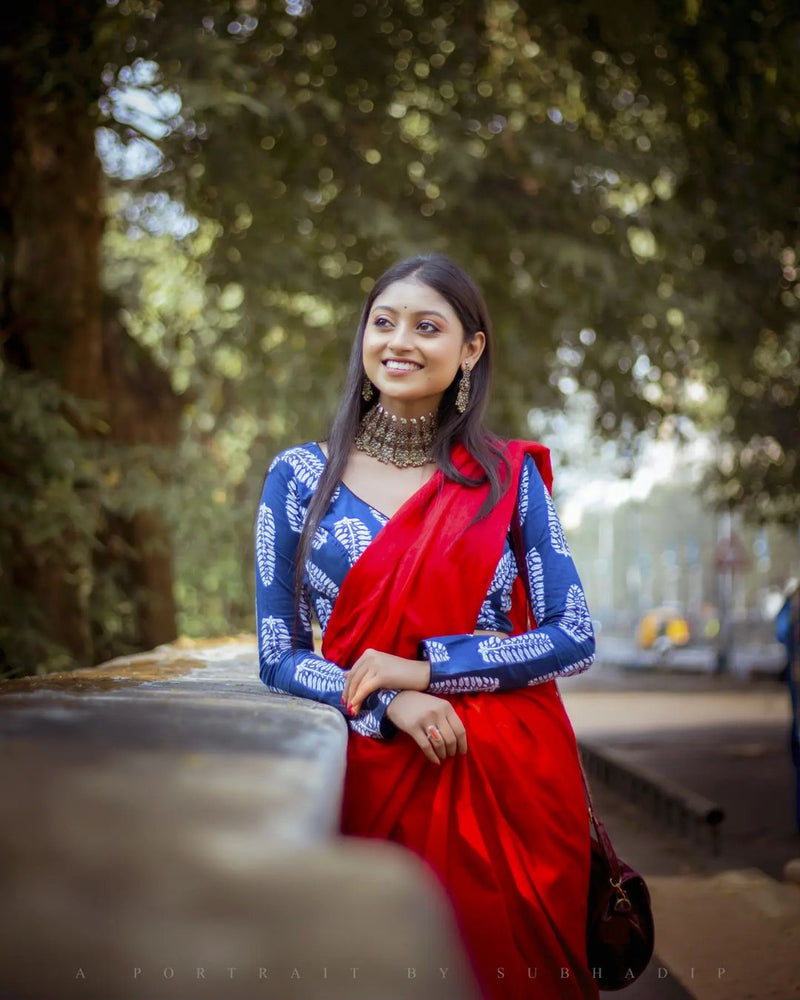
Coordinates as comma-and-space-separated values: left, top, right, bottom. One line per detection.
417, 657, 431, 690
384, 689, 414, 721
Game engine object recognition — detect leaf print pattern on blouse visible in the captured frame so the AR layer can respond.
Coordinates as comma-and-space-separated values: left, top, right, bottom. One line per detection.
285, 478, 306, 533
478, 631, 554, 665
526, 546, 546, 624
349, 710, 381, 737
429, 674, 500, 694
260, 616, 291, 665
559, 655, 594, 677
476, 600, 497, 629
518, 462, 530, 525
306, 560, 340, 601
425, 640, 451, 664
488, 550, 517, 607
543, 482, 571, 557
333, 516, 373, 566
296, 656, 344, 693
313, 595, 333, 632
558, 585, 592, 643
280, 447, 325, 490
256, 504, 276, 587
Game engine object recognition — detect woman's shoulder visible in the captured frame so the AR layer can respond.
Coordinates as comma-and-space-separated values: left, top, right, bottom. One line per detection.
500, 438, 553, 495
265, 441, 327, 490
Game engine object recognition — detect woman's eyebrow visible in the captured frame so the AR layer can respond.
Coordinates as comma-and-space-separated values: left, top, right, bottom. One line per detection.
371, 304, 448, 320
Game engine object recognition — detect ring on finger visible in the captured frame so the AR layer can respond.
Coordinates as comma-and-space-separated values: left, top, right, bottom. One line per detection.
426, 724, 442, 743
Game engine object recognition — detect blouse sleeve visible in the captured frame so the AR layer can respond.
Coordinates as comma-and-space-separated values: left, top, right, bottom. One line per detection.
419, 454, 595, 693
255, 456, 397, 739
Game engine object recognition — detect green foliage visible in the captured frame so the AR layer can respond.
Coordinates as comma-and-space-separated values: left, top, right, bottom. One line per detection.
0, 368, 93, 675
106, 0, 797, 501
0, 367, 174, 674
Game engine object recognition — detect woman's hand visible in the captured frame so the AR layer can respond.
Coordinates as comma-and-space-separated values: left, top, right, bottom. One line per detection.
384, 691, 468, 765
342, 649, 430, 716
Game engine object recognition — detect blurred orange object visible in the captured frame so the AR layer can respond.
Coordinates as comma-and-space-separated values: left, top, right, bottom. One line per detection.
637, 607, 691, 650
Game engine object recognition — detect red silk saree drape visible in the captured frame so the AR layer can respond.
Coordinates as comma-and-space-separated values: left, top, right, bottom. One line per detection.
323, 441, 598, 1000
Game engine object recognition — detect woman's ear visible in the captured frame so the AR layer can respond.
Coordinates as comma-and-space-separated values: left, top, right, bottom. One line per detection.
463, 330, 486, 367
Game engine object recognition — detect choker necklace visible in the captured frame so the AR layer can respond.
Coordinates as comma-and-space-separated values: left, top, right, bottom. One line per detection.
354, 404, 437, 468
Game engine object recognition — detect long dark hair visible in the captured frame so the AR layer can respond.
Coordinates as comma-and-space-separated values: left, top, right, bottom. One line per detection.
294, 252, 511, 604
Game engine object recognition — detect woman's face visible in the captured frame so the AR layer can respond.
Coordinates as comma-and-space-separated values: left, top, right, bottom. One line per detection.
362, 277, 485, 418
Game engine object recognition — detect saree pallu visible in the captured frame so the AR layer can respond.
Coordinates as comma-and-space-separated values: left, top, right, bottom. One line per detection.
324, 441, 598, 1000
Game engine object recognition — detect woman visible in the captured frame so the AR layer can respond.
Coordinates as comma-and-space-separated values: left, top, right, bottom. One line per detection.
255, 253, 599, 999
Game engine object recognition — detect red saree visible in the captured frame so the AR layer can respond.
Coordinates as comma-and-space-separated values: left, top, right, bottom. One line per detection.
323, 441, 598, 1000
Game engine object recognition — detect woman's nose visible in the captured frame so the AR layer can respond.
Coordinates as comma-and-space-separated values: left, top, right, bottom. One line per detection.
386, 320, 414, 351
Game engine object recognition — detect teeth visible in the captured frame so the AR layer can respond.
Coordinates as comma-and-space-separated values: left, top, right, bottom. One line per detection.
384, 361, 420, 371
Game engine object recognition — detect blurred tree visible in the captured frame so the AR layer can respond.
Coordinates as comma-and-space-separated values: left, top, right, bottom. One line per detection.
546, 0, 800, 522
0, 1, 180, 673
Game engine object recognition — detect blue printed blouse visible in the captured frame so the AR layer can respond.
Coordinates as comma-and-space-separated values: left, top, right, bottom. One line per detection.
255, 443, 595, 740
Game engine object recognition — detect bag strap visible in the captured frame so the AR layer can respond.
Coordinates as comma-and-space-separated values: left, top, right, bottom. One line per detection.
510, 495, 624, 880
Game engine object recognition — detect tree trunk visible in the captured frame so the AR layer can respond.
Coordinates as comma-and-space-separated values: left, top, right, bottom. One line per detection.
100, 309, 182, 652
1, 4, 107, 667
0, 3, 179, 671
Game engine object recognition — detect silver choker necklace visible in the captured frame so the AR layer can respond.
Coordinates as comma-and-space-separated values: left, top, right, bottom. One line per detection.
354, 404, 437, 468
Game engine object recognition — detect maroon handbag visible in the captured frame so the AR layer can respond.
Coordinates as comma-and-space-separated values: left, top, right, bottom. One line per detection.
510, 502, 655, 990
580, 763, 655, 990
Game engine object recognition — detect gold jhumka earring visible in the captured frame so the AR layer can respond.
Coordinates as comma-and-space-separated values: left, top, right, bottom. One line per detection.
455, 360, 471, 413
361, 375, 374, 402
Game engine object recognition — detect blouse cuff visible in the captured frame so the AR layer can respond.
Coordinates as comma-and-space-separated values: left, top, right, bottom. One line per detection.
369, 688, 401, 739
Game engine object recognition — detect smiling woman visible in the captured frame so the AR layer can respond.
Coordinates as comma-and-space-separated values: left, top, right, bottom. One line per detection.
254, 254, 599, 1000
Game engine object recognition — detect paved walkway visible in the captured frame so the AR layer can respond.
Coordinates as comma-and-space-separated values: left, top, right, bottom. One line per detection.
560, 661, 800, 1000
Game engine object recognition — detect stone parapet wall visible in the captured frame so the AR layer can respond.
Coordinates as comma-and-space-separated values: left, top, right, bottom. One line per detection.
0, 639, 480, 1000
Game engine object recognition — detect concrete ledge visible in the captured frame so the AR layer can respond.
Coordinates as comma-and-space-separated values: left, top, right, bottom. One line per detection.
2, 837, 481, 1000
0, 640, 481, 999
0, 640, 347, 843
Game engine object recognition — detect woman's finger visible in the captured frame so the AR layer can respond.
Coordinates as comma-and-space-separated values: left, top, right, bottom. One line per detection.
436, 717, 461, 757
342, 663, 364, 709
347, 674, 379, 716
414, 729, 442, 765
446, 711, 468, 755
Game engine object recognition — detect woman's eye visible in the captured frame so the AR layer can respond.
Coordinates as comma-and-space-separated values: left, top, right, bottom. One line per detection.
419, 321, 440, 333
